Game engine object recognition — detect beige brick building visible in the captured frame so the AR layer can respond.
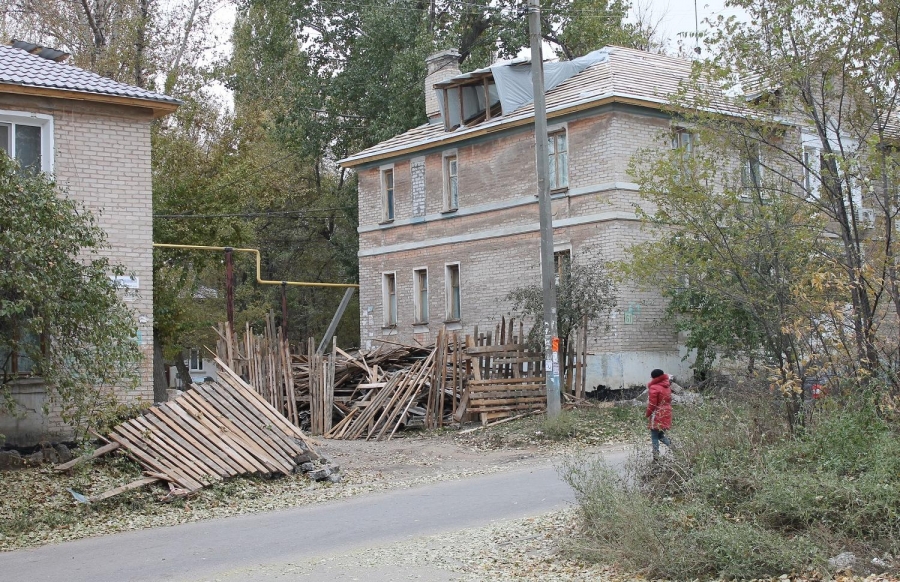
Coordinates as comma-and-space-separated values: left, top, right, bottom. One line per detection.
341, 47, 696, 390
0, 42, 179, 445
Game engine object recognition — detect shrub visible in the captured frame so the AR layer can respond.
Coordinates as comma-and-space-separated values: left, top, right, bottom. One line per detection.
563, 389, 900, 579
539, 410, 578, 440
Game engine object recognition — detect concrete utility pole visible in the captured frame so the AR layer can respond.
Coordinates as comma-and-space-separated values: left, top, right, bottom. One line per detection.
527, 0, 561, 417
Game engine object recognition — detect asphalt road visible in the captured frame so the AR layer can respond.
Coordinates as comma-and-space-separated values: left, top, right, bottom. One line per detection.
0, 449, 630, 582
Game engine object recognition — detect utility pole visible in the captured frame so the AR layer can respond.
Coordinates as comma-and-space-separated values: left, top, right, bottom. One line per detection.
527, 0, 561, 417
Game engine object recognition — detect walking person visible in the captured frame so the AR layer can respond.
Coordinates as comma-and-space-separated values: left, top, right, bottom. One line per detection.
646, 368, 673, 460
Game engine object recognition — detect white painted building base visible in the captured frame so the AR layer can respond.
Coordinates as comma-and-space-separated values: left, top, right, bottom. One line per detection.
585, 346, 696, 391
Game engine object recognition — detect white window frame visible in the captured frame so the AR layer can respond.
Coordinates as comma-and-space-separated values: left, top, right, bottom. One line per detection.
189, 348, 203, 371
548, 126, 568, 191
380, 165, 395, 222
0, 110, 54, 173
382, 272, 398, 326
442, 150, 459, 211
412, 267, 429, 324
445, 263, 461, 322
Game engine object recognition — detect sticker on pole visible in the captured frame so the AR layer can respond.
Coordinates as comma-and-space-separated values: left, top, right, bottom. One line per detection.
551, 337, 559, 352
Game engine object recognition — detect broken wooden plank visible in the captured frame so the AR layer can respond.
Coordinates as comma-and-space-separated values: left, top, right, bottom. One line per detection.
54, 442, 120, 471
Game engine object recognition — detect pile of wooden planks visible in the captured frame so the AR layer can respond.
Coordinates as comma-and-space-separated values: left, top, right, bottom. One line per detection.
57, 358, 319, 501
214, 314, 589, 435
453, 318, 547, 425
215, 312, 298, 427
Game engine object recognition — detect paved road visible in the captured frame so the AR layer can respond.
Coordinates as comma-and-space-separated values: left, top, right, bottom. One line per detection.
0, 449, 629, 582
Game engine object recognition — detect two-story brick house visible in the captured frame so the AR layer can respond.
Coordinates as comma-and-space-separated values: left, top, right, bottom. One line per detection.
0, 41, 179, 445
340, 46, 697, 390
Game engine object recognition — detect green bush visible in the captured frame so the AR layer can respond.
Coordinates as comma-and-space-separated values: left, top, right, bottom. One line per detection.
563, 391, 900, 579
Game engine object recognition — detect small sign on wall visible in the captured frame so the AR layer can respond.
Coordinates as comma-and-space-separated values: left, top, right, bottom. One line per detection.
111, 275, 139, 302
624, 304, 641, 325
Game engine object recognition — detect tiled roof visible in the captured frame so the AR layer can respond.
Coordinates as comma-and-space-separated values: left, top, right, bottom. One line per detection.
0, 44, 180, 107
340, 47, 709, 167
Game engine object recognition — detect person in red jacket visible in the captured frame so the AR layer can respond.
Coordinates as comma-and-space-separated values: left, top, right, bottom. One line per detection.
646, 368, 673, 459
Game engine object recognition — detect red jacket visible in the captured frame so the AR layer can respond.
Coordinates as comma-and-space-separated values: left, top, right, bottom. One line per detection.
646, 375, 672, 430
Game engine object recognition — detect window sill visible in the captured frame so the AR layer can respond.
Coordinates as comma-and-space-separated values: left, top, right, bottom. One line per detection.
441, 208, 458, 215
550, 187, 569, 195
443, 320, 463, 331
381, 325, 398, 336
379, 219, 395, 225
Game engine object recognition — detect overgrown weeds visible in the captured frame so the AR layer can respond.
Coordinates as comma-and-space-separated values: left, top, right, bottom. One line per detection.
562, 385, 900, 579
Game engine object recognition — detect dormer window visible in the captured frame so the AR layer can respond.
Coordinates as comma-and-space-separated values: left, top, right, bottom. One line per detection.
434, 71, 501, 131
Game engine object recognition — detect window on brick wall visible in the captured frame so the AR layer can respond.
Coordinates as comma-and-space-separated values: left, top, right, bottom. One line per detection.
0, 328, 44, 377
0, 110, 54, 174
445, 264, 461, 321
548, 130, 568, 191
381, 168, 395, 222
383, 272, 398, 326
553, 249, 571, 286
443, 154, 458, 211
671, 128, 694, 180
413, 268, 429, 323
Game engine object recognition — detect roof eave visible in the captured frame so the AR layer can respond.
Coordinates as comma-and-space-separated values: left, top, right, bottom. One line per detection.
0, 83, 181, 118
339, 93, 665, 169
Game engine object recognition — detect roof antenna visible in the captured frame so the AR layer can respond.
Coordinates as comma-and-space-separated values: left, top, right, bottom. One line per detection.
693, 0, 702, 55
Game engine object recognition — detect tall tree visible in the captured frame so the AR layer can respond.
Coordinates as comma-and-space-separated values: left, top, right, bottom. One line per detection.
630, 0, 900, 394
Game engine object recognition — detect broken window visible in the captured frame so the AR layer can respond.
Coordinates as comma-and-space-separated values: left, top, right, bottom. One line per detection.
383, 273, 398, 326
549, 130, 568, 191
413, 268, 429, 323
445, 264, 461, 321
444, 154, 458, 211
381, 168, 394, 222
553, 249, 571, 286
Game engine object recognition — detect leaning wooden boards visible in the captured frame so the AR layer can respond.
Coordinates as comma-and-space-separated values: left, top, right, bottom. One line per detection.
101, 360, 318, 494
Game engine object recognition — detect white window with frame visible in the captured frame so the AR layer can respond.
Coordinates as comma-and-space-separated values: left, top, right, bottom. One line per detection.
0, 110, 54, 174
443, 153, 459, 211
189, 348, 203, 371
548, 129, 568, 191
382, 272, 398, 326
381, 167, 395, 222
413, 268, 429, 323
445, 263, 461, 321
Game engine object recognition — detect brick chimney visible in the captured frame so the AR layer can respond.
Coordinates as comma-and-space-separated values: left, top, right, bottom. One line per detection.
425, 49, 461, 120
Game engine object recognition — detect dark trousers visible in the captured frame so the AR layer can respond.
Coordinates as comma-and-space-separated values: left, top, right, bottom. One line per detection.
650, 429, 671, 452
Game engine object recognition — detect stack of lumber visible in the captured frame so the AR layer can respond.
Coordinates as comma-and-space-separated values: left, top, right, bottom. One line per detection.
215, 312, 298, 427
57, 358, 319, 501
453, 317, 547, 425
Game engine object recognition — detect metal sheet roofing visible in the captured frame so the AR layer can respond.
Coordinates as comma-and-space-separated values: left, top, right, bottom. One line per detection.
0, 44, 180, 107
340, 46, 705, 167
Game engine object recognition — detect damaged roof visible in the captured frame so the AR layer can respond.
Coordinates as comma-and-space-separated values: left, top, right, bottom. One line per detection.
0, 44, 180, 117
339, 46, 698, 168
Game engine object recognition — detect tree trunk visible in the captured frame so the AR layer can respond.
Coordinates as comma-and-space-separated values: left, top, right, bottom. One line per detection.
152, 329, 169, 402
174, 354, 194, 389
